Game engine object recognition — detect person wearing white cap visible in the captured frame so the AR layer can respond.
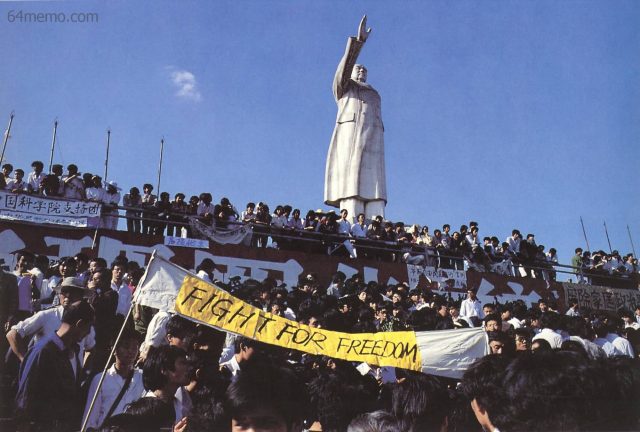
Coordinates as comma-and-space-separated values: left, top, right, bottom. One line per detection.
102, 180, 121, 230
6, 276, 95, 363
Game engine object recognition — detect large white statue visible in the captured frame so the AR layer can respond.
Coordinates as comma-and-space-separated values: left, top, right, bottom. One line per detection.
324, 16, 387, 220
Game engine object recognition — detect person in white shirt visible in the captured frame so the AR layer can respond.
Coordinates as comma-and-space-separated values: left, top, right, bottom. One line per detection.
565, 300, 580, 317
606, 328, 635, 358
195, 258, 216, 284
350, 213, 368, 238
83, 329, 146, 429
111, 262, 132, 317
6, 277, 95, 362
333, 208, 357, 258
5, 168, 27, 192
102, 180, 121, 230
287, 208, 304, 230
592, 322, 619, 357
337, 209, 351, 234
59, 164, 85, 199
26, 161, 45, 194
220, 337, 259, 377
141, 345, 192, 423
139, 310, 172, 362
620, 310, 640, 330
460, 289, 484, 325
85, 175, 106, 203
532, 312, 564, 349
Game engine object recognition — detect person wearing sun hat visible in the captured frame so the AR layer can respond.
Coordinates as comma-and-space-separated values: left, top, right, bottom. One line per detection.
102, 180, 122, 230
7, 276, 95, 363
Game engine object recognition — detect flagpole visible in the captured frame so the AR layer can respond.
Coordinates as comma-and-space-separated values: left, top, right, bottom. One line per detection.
80, 302, 135, 432
48, 119, 58, 173
603, 221, 613, 254
103, 128, 111, 180
580, 216, 590, 251
628, 225, 637, 258
0, 111, 14, 165
156, 137, 164, 194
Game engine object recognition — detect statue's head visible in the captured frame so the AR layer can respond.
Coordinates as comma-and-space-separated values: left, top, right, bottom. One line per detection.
352, 64, 367, 83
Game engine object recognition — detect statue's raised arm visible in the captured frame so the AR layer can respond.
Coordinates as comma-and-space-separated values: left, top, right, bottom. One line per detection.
357, 15, 372, 43
333, 15, 371, 101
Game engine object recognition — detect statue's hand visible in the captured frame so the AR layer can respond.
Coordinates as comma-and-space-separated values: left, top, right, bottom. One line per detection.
358, 15, 371, 42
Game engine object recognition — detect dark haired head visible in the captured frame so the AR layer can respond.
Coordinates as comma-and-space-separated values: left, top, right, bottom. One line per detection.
142, 345, 187, 391
61, 300, 95, 325
225, 360, 309, 431
496, 351, 611, 431
121, 397, 174, 430
348, 410, 402, 432
460, 354, 509, 431
165, 315, 196, 348
389, 371, 450, 431
540, 311, 560, 330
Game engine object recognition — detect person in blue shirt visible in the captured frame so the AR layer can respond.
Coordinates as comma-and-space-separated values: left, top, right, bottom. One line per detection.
15, 300, 95, 432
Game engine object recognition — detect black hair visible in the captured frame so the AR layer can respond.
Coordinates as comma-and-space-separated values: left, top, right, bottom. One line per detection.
483, 313, 502, 328
389, 371, 450, 431
122, 397, 174, 430
61, 300, 95, 325
513, 327, 532, 341
539, 311, 560, 330
225, 360, 309, 430
309, 369, 378, 432
31, 160, 44, 170
560, 339, 588, 358
496, 351, 611, 431
14, 250, 35, 264
142, 345, 187, 391
531, 338, 552, 352
112, 326, 142, 349
143, 183, 153, 190
348, 410, 402, 432
165, 315, 197, 342
232, 336, 261, 353
460, 354, 509, 425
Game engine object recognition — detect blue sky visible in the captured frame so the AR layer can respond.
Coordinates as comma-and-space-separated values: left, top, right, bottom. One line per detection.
1, 0, 639, 274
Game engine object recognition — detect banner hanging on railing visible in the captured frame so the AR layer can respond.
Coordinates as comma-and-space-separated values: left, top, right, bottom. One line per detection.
407, 264, 467, 290
188, 217, 252, 245
0, 191, 101, 228
562, 282, 640, 313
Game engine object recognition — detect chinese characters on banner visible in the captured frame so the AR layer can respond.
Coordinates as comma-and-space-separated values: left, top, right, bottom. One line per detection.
407, 264, 467, 290
0, 191, 101, 228
563, 282, 640, 313
164, 236, 210, 249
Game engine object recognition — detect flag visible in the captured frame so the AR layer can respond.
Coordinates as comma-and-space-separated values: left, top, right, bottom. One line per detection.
136, 252, 489, 378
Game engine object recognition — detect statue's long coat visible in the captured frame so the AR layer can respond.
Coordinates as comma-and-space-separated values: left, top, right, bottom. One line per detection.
324, 37, 387, 208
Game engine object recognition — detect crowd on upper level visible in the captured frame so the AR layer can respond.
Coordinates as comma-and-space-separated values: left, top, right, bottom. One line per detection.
1, 160, 638, 285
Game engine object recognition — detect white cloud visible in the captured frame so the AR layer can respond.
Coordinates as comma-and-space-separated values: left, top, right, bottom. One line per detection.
168, 68, 202, 102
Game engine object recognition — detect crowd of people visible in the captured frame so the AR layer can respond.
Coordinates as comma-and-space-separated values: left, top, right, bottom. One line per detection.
3, 159, 638, 284
0, 248, 639, 431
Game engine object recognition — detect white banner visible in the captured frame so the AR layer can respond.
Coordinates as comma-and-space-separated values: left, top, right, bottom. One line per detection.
136, 253, 488, 378
407, 264, 467, 290
562, 282, 640, 313
0, 191, 101, 227
164, 236, 209, 249
188, 217, 252, 245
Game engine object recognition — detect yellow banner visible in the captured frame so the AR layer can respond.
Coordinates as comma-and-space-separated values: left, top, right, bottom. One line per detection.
175, 275, 422, 371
